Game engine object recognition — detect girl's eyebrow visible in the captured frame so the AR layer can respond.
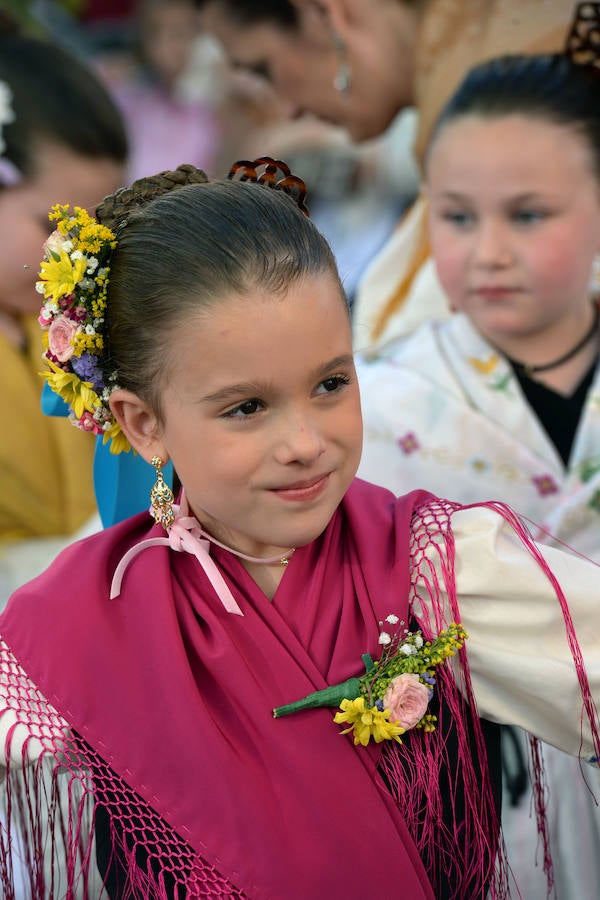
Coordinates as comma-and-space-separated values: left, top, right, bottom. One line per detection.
200, 354, 355, 405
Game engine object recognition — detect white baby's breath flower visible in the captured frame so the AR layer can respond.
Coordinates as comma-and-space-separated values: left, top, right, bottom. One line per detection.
400, 643, 417, 656
80, 277, 95, 290
378, 632, 392, 646
35, 281, 46, 295
70, 249, 83, 261
385, 614, 400, 625
86, 257, 99, 273
414, 635, 424, 649
62, 240, 73, 253
85, 324, 96, 335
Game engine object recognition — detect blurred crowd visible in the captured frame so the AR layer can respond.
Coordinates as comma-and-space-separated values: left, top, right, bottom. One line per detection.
22, 0, 419, 306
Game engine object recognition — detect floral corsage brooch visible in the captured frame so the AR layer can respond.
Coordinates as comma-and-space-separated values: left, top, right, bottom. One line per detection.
273, 618, 467, 746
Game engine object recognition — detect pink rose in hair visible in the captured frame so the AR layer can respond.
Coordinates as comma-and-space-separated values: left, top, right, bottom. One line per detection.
43, 230, 64, 257
383, 674, 430, 729
48, 315, 81, 362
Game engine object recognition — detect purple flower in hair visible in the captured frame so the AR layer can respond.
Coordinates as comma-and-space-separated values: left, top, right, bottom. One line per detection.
71, 352, 105, 391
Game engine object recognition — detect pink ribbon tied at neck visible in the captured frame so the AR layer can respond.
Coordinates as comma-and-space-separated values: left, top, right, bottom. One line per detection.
110, 495, 244, 616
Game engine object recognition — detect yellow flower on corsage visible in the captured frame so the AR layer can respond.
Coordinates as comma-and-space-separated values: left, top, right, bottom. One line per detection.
334, 697, 405, 746
273, 620, 467, 747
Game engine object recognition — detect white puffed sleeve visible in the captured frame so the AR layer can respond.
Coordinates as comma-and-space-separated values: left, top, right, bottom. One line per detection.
412, 505, 600, 762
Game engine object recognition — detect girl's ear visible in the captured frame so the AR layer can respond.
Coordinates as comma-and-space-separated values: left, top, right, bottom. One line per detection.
292, 0, 352, 38
109, 389, 168, 464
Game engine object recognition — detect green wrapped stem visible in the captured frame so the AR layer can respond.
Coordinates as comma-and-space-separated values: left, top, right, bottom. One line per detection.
272, 677, 361, 718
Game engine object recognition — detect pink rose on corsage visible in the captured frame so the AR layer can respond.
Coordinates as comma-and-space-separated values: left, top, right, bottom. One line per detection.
383, 673, 430, 729
48, 315, 81, 362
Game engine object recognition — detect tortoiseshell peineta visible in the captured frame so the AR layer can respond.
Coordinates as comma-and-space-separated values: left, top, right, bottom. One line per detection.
228, 156, 310, 217
565, 2, 600, 71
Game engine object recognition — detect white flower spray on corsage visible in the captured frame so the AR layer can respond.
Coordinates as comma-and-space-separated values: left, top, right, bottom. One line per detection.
273, 618, 468, 746
36, 203, 130, 454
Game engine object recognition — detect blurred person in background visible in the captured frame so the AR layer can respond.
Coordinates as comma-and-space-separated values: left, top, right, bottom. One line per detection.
100, 0, 221, 181
194, 0, 575, 348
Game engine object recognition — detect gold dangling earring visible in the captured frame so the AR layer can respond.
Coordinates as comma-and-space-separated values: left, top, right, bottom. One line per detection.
150, 456, 175, 530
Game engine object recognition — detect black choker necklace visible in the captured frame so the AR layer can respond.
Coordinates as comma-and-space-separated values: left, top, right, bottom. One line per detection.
509, 305, 599, 378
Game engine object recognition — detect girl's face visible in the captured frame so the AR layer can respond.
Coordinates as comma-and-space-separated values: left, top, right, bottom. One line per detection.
426, 114, 600, 358
140, 273, 362, 559
200, 2, 416, 142
0, 142, 123, 319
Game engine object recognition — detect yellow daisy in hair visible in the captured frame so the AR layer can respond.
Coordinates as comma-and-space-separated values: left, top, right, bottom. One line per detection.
334, 697, 405, 746
38, 250, 87, 301
102, 421, 131, 455
40, 360, 98, 419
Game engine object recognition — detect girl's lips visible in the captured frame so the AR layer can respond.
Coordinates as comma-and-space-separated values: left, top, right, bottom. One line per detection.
269, 473, 330, 502
474, 286, 520, 298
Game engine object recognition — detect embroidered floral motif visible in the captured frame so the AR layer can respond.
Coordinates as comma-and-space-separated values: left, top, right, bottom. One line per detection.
532, 474, 560, 496
468, 354, 499, 375
397, 432, 420, 454
469, 456, 490, 473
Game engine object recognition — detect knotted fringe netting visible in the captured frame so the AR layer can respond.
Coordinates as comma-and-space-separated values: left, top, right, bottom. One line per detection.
377, 497, 600, 900
0, 640, 247, 898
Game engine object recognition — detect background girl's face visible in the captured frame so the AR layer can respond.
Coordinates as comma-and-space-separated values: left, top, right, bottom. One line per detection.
200, 2, 414, 142
426, 114, 600, 359
0, 142, 123, 319
149, 273, 362, 558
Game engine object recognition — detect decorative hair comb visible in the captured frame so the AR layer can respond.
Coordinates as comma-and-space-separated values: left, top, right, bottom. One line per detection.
228, 156, 310, 217
565, 2, 600, 71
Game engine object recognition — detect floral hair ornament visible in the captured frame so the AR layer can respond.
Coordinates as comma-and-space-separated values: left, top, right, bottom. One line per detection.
0, 79, 21, 187
273, 617, 468, 746
37, 204, 131, 454
228, 156, 310, 217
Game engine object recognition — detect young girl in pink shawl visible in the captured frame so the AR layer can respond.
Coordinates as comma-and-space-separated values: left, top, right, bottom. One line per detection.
0, 154, 599, 899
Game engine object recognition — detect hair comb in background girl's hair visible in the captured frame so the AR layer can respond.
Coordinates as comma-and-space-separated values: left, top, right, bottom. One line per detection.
565, 2, 600, 70
228, 156, 310, 217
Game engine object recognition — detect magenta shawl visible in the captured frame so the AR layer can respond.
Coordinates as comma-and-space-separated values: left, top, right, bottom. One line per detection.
0, 480, 492, 898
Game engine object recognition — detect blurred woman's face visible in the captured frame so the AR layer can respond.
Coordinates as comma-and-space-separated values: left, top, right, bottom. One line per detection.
141, 1, 203, 88
200, 2, 418, 142
0, 142, 123, 319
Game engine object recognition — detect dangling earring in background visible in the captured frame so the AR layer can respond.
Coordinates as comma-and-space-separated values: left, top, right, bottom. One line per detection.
590, 254, 600, 298
150, 456, 175, 530
332, 32, 351, 95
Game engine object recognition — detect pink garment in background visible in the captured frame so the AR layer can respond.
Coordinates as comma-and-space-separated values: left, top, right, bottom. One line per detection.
111, 79, 220, 181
